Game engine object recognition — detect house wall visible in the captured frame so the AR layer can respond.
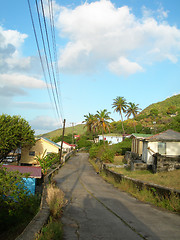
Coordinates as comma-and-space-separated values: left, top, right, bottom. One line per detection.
131, 138, 143, 155
21, 138, 59, 165
99, 135, 123, 145
142, 141, 158, 165
166, 142, 180, 155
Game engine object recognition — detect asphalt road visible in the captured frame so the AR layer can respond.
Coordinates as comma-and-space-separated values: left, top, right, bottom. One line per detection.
54, 153, 180, 240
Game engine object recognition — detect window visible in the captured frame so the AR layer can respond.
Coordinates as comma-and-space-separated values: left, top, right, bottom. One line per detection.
29, 151, 35, 156
158, 142, 166, 155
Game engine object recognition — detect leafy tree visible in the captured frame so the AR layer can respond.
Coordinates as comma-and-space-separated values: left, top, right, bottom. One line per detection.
0, 165, 39, 232
126, 102, 141, 133
112, 96, 128, 134
149, 108, 159, 117
166, 105, 177, 115
0, 114, 35, 161
95, 109, 113, 143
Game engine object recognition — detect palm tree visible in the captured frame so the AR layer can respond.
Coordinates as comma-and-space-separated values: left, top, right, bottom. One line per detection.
95, 109, 113, 143
112, 96, 127, 135
83, 113, 97, 133
126, 102, 141, 132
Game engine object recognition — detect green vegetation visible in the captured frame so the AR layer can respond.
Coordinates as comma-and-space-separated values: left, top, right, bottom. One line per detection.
89, 138, 131, 163
36, 184, 67, 240
0, 166, 40, 239
0, 114, 35, 161
36, 151, 60, 175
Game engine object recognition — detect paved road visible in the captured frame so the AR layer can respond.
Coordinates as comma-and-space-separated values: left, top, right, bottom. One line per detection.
54, 153, 180, 240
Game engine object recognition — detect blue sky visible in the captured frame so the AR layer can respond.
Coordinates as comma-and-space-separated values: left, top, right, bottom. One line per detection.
0, 0, 180, 134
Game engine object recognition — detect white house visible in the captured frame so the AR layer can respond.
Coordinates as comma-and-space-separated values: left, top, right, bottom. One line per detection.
142, 129, 180, 165
98, 135, 123, 145
57, 141, 76, 152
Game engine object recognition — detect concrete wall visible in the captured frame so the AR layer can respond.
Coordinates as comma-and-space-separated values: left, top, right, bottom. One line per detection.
21, 138, 59, 165
166, 142, 180, 155
98, 135, 123, 145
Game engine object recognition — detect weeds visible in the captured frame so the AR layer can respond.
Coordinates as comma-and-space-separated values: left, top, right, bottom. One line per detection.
36, 184, 67, 240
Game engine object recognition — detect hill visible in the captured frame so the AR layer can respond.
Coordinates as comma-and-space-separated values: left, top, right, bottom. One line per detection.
39, 124, 87, 139
140, 94, 180, 116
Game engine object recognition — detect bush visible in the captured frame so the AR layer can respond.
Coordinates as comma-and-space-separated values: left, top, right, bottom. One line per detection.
112, 138, 132, 155
101, 148, 115, 163
89, 144, 101, 159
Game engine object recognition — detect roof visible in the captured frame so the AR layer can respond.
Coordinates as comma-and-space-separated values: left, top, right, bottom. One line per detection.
130, 133, 153, 139
40, 137, 61, 149
57, 141, 76, 147
2, 165, 42, 178
145, 129, 180, 142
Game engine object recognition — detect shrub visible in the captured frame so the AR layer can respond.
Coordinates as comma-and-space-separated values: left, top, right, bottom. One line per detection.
101, 148, 115, 163
112, 138, 132, 155
46, 184, 67, 219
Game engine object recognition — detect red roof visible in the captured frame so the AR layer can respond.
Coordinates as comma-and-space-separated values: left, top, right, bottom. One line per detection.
2, 165, 42, 178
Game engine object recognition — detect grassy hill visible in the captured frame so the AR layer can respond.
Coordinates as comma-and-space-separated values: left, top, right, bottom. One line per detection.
140, 94, 180, 116
39, 124, 87, 139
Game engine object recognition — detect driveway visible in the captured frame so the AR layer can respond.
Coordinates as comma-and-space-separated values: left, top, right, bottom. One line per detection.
54, 153, 180, 240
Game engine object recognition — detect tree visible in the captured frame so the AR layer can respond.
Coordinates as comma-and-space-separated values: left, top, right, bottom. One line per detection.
112, 96, 128, 135
126, 102, 141, 133
0, 114, 35, 161
83, 113, 97, 133
95, 109, 113, 143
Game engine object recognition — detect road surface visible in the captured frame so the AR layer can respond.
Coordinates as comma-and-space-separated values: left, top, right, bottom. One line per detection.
54, 153, 180, 240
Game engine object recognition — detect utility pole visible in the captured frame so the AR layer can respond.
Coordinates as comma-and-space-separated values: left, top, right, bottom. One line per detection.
59, 119, 66, 164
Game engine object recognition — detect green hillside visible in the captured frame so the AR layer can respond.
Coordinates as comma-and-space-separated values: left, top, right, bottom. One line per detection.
39, 124, 87, 139
141, 94, 180, 116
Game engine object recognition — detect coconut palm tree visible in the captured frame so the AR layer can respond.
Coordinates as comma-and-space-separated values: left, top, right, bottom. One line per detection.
112, 96, 127, 135
126, 102, 141, 132
95, 109, 113, 143
83, 113, 97, 133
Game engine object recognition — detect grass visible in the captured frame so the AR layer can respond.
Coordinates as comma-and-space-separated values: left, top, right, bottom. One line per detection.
36, 184, 67, 240
108, 167, 180, 190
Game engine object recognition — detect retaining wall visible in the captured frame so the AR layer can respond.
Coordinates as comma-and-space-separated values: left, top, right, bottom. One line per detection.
103, 164, 180, 198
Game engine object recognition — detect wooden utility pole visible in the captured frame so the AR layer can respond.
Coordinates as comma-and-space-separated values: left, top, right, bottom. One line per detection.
59, 119, 66, 164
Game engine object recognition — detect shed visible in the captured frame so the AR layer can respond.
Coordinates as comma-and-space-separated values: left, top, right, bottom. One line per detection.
130, 133, 153, 156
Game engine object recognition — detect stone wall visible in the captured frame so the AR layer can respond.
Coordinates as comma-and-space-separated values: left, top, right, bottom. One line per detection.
153, 154, 180, 172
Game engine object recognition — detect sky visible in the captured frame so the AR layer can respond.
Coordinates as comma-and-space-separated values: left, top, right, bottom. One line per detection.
0, 0, 180, 135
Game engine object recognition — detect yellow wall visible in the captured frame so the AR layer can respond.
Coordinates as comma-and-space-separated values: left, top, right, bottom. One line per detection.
131, 138, 143, 155
166, 142, 180, 155
20, 138, 60, 165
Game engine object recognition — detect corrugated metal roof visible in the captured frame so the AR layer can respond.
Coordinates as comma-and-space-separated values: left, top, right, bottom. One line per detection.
41, 137, 61, 149
145, 129, 180, 142
131, 133, 153, 139
2, 165, 42, 178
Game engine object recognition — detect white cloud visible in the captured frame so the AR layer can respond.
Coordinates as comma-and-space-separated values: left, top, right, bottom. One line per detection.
108, 57, 143, 76
53, 0, 180, 76
30, 115, 62, 134
0, 73, 47, 89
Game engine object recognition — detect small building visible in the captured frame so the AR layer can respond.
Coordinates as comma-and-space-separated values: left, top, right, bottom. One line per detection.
130, 133, 153, 156
56, 141, 76, 152
98, 135, 123, 145
142, 129, 180, 165
21, 137, 60, 166
2, 165, 42, 195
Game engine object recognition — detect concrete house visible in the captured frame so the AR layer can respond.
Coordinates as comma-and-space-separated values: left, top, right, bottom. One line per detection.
20, 137, 60, 166
56, 141, 76, 152
142, 129, 180, 165
98, 135, 123, 145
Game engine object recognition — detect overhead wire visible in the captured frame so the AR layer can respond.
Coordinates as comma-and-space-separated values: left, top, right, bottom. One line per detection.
39, 0, 63, 124
27, 0, 55, 118
35, 0, 61, 123
48, 0, 64, 119
27, 0, 64, 126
